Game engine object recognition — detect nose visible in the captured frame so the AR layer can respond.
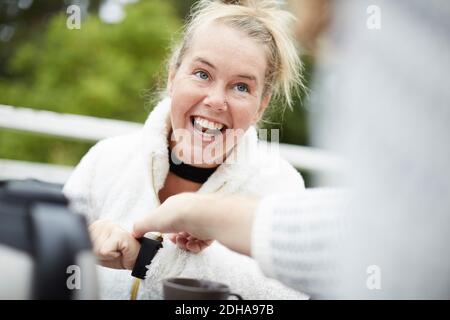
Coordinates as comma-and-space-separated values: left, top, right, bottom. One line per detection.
203, 84, 228, 112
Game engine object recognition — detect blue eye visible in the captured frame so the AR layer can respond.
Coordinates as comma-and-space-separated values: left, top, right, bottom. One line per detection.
235, 83, 249, 93
195, 70, 209, 80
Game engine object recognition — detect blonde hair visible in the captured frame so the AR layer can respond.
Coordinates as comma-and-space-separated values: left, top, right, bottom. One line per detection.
168, 0, 303, 110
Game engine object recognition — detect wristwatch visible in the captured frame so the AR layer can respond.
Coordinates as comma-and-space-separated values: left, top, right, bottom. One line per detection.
131, 233, 163, 279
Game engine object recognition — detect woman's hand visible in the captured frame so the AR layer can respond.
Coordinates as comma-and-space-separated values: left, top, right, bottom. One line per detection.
168, 232, 213, 253
89, 219, 141, 270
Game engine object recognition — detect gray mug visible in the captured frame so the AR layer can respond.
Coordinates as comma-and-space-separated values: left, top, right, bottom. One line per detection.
163, 277, 243, 300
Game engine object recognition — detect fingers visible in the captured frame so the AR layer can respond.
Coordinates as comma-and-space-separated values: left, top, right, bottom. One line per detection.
168, 233, 177, 244
89, 220, 109, 246
171, 232, 213, 253
186, 240, 201, 253
199, 239, 213, 251
176, 234, 188, 250
98, 234, 121, 259
89, 221, 114, 258
168, 232, 188, 244
133, 212, 171, 238
118, 236, 141, 270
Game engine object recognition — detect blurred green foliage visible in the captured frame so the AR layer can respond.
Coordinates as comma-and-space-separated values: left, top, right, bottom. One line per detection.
0, 0, 310, 167
0, 0, 181, 165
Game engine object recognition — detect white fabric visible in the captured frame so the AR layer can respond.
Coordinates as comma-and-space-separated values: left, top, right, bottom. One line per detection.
64, 97, 307, 300
252, 189, 347, 299
251, 0, 450, 299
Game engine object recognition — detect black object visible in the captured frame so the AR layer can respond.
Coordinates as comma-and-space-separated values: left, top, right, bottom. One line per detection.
0, 179, 93, 299
168, 149, 218, 183
131, 237, 163, 279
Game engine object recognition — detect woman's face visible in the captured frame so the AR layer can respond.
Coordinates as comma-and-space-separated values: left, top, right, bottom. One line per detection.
168, 21, 271, 167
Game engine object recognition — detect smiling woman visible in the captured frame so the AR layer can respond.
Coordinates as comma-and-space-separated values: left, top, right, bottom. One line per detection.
63, 0, 307, 300
168, 21, 270, 167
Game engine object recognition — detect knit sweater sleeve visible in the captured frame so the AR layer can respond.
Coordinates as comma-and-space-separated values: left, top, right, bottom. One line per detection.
251, 188, 347, 298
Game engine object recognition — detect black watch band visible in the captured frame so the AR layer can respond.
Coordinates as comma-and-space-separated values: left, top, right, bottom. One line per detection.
131, 237, 163, 279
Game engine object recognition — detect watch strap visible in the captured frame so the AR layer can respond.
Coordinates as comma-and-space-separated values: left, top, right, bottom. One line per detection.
131, 237, 163, 279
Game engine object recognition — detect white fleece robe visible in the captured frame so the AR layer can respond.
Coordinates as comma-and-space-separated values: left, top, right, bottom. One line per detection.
63, 97, 308, 300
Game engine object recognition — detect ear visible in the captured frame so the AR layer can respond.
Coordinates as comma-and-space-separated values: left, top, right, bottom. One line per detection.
252, 93, 272, 124
167, 66, 177, 97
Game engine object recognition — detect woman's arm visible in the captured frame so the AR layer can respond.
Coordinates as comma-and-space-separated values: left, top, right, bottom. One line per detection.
64, 141, 143, 269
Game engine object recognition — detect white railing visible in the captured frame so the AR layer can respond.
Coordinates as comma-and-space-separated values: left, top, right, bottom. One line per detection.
0, 104, 142, 141
0, 159, 73, 185
0, 104, 343, 184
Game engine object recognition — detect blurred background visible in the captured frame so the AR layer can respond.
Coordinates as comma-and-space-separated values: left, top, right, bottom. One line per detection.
0, 0, 332, 187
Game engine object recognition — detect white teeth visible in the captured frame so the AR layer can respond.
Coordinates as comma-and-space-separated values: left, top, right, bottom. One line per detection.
193, 117, 224, 131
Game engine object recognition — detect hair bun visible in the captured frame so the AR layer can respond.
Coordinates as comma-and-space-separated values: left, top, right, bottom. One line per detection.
218, 0, 280, 8
219, 0, 241, 4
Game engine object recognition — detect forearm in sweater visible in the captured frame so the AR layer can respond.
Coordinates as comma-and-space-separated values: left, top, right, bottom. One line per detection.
252, 188, 347, 298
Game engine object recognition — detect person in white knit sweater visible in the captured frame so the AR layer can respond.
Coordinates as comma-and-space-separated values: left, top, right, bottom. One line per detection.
64, 0, 308, 299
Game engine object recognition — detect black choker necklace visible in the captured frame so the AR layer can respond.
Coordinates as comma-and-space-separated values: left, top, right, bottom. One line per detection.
168, 150, 218, 184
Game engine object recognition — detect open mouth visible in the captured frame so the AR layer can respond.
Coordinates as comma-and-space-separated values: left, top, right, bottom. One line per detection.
190, 116, 228, 137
